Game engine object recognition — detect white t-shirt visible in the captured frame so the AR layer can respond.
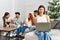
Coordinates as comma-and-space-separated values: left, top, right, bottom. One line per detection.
25, 18, 32, 27
5, 18, 11, 22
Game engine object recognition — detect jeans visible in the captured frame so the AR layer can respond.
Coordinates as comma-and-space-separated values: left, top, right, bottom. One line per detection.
29, 26, 36, 32
16, 26, 28, 35
36, 31, 52, 40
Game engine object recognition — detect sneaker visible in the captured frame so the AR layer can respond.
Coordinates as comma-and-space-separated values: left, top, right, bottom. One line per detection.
2, 32, 8, 36
19, 32, 23, 35
13, 33, 17, 37
10, 33, 14, 37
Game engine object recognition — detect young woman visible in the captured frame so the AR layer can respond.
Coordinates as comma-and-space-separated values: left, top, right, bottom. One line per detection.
36, 5, 51, 40
3, 12, 10, 27
25, 13, 36, 32
24, 13, 39, 40
2, 12, 10, 36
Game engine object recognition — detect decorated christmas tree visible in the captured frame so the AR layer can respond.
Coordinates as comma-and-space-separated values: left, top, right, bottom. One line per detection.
48, 0, 60, 19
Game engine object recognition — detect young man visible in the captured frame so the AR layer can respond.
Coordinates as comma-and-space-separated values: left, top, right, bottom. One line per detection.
14, 12, 28, 37
34, 10, 38, 17
14, 12, 22, 25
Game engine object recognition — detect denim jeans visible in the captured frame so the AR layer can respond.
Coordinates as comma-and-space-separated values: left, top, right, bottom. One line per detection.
36, 31, 52, 40
29, 26, 36, 32
16, 26, 28, 35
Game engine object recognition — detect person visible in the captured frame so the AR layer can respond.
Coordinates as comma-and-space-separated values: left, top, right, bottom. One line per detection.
34, 10, 38, 18
25, 13, 36, 32
36, 5, 51, 40
2, 12, 10, 36
14, 12, 22, 26
13, 12, 28, 37
3, 12, 10, 27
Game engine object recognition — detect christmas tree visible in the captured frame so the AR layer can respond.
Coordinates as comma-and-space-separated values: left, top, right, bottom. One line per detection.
48, 0, 60, 19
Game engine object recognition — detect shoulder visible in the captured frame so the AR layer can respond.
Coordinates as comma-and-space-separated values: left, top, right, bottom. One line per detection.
44, 15, 50, 22
36, 15, 40, 19
44, 15, 50, 18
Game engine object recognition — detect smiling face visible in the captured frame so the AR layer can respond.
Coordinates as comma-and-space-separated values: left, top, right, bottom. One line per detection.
15, 12, 20, 18
15, 14, 20, 18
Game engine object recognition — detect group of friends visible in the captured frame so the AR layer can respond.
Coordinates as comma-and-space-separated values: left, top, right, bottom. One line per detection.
2, 5, 51, 40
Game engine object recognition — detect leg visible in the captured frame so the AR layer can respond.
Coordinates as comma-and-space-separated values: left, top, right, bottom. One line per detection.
21, 26, 28, 34
15, 27, 21, 35
36, 31, 44, 40
44, 32, 52, 40
29, 26, 36, 32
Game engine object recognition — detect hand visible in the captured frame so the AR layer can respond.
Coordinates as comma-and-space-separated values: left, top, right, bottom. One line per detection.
28, 26, 31, 29
6, 25, 9, 28
19, 32, 23, 35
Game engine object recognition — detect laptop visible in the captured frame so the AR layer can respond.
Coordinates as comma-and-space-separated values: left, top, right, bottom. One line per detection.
35, 23, 51, 32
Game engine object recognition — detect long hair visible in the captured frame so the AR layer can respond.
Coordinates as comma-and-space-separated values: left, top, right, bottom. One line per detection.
38, 5, 46, 15
3, 12, 9, 27
28, 13, 35, 25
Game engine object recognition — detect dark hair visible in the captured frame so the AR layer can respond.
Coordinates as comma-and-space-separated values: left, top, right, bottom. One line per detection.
38, 5, 46, 15
3, 12, 10, 27
15, 12, 20, 15
34, 10, 38, 13
3, 12, 9, 19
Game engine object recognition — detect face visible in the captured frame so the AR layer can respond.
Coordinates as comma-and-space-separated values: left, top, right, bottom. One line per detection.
34, 12, 38, 17
39, 7, 44, 14
15, 14, 20, 17
5, 14, 10, 18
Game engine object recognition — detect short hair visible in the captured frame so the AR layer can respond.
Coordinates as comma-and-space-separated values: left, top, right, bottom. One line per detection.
15, 12, 20, 15
34, 10, 38, 13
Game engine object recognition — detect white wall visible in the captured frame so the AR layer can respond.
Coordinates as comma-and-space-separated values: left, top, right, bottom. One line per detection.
0, 0, 14, 27
0, 0, 51, 27
14, 0, 51, 19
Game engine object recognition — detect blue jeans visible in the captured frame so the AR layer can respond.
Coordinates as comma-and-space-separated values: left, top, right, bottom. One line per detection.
36, 31, 52, 40
16, 26, 28, 35
29, 26, 36, 32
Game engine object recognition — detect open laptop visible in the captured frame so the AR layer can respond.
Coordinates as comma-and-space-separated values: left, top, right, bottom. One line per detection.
35, 23, 51, 32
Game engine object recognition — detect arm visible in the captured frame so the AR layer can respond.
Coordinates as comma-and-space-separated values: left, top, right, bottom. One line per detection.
33, 17, 37, 25
25, 18, 28, 25
46, 15, 50, 23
